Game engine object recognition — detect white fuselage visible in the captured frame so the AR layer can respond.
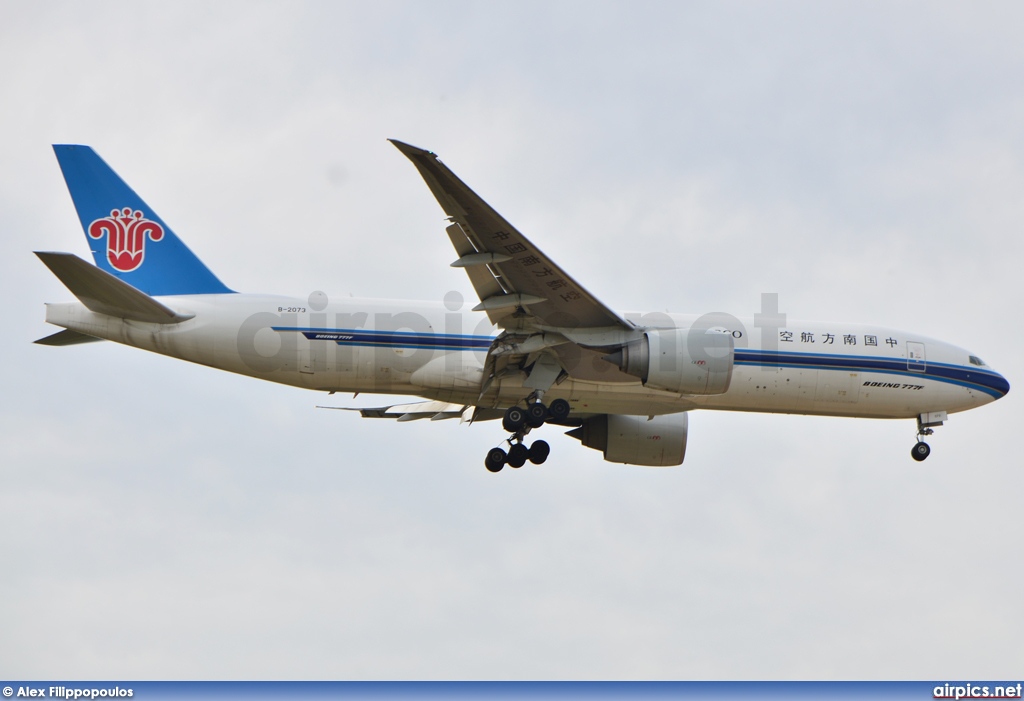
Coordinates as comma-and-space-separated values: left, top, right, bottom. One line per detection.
44, 294, 1008, 420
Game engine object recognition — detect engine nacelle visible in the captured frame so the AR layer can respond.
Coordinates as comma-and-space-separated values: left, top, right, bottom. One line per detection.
567, 413, 688, 466
608, 328, 734, 394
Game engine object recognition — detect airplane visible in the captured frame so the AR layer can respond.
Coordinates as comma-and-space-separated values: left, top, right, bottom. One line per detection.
35, 141, 1010, 472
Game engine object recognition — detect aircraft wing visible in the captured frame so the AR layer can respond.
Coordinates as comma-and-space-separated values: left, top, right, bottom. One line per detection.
390, 140, 631, 332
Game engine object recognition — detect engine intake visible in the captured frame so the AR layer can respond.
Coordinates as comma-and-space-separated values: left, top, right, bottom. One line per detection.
606, 328, 734, 394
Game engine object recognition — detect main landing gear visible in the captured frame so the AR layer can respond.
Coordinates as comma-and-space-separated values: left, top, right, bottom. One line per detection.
485, 440, 550, 472
484, 397, 570, 473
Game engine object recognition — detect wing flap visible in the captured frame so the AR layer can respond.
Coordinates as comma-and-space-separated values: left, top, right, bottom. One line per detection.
319, 402, 507, 423
319, 400, 468, 420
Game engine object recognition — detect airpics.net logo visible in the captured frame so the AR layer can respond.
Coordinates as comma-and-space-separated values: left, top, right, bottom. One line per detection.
2, 688, 132, 699
934, 683, 1023, 699
233, 289, 777, 377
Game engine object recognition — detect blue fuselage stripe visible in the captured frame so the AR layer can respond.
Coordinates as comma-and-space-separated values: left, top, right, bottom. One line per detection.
272, 327, 493, 350
734, 350, 1009, 399
272, 328, 1009, 399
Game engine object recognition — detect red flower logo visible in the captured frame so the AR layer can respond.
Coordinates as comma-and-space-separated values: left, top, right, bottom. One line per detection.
88, 208, 165, 273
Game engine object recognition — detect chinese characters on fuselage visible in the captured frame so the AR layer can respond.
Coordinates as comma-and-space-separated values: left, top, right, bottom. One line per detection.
780, 331, 898, 348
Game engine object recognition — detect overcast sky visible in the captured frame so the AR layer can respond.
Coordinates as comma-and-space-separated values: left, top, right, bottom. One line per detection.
2, 0, 1022, 680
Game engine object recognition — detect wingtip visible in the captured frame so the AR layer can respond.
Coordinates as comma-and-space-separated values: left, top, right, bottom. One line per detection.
388, 139, 435, 159
35, 251, 77, 264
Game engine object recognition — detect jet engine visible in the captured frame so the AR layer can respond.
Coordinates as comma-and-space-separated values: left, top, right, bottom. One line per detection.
605, 328, 734, 394
567, 413, 688, 466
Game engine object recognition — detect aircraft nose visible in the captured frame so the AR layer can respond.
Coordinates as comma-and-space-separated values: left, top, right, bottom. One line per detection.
979, 368, 1011, 402
966, 360, 1010, 405
994, 371, 1010, 398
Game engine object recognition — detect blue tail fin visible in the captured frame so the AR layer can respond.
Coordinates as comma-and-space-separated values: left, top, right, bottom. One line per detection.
53, 145, 233, 296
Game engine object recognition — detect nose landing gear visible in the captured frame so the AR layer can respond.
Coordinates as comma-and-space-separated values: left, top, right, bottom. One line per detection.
911, 412, 945, 462
484, 397, 569, 472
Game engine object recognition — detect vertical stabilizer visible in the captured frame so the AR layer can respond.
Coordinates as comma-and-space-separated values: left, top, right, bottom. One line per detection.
52, 145, 233, 296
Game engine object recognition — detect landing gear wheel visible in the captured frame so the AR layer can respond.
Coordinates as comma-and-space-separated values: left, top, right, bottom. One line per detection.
485, 448, 507, 472
528, 440, 550, 465
548, 398, 570, 422
526, 403, 548, 428
911, 441, 931, 462
502, 406, 525, 433
508, 443, 529, 468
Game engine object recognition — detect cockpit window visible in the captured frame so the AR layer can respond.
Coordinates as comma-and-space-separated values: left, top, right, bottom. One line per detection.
969, 355, 985, 367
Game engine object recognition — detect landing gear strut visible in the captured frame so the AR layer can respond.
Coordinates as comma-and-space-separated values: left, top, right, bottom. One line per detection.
483, 397, 569, 472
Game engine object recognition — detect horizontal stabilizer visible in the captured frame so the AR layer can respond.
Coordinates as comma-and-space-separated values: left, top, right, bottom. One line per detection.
35, 251, 194, 324
34, 329, 105, 346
